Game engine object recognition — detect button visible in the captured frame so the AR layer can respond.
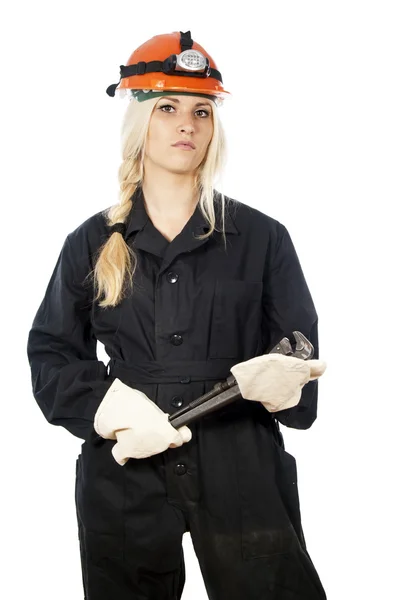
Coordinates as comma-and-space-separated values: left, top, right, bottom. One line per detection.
171, 396, 184, 408
167, 271, 179, 284
174, 464, 187, 476
180, 376, 191, 384
170, 334, 183, 346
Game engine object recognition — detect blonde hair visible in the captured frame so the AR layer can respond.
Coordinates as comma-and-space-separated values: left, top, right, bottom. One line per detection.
90, 95, 229, 308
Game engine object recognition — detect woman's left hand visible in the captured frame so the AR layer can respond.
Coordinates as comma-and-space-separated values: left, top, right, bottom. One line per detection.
230, 353, 327, 412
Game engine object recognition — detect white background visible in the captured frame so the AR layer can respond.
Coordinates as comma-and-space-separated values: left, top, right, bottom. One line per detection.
2, 1, 400, 598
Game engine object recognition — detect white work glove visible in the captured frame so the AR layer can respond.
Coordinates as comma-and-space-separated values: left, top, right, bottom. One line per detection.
230, 353, 327, 413
94, 378, 192, 465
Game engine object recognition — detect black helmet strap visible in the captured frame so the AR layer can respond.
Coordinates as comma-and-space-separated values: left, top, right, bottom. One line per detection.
180, 30, 193, 52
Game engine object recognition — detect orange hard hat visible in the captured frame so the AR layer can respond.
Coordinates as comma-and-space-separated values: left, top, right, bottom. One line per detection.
106, 31, 231, 103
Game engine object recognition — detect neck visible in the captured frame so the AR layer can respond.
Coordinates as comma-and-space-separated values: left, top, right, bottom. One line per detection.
141, 163, 200, 218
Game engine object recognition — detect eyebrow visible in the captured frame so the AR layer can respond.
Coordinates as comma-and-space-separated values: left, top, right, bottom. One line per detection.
158, 96, 212, 108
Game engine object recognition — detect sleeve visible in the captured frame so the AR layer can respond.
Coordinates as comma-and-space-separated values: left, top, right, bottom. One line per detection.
27, 234, 113, 442
262, 222, 320, 430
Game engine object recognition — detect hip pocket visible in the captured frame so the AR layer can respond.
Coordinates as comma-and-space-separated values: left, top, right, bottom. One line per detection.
76, 431, 126, 539
208, 280, 263, 359
233, 418, 302, 560
272, 441, 307, 552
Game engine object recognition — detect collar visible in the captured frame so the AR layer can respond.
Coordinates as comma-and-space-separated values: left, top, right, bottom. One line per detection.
121, 186, 239, 270
125, 185, 238, 240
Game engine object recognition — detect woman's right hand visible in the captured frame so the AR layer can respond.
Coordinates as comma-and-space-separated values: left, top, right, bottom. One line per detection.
112, 422, 192, 465
94, 377, 192, 465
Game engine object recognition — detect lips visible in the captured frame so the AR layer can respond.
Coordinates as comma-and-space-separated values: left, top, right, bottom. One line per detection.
172, 141, 195, 149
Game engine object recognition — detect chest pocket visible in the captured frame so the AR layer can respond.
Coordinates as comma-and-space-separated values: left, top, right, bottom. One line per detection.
208, 280, 263, 359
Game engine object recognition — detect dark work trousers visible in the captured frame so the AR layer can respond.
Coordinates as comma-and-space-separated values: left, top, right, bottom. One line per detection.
75, 365, 327, 600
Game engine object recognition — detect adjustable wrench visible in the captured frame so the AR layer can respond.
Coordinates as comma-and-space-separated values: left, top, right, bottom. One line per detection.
168, 331, 314, 429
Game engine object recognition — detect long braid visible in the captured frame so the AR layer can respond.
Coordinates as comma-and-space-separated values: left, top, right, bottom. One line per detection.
92, 156, 141, 308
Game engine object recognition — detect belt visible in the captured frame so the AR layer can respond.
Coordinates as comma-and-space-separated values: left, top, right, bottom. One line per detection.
108, 357, 270, 423
108, 357, 236, 385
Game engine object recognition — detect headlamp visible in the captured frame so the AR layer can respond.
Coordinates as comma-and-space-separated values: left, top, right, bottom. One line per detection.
163, 49, 211, 77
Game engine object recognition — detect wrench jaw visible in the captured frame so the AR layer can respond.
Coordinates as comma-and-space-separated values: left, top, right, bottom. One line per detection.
269, 331, 314, 360
292, 331, 314, 360
269, 337, 293, 356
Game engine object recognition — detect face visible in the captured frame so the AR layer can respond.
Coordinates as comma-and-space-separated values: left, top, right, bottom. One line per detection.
144, 94, 214, 175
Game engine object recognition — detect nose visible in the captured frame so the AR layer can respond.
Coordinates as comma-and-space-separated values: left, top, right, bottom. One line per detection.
178, 117, 195, 135
178, 124, 195, 135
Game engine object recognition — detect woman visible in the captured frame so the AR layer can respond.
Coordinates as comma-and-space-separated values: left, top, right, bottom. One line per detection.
27, 31, 328, 599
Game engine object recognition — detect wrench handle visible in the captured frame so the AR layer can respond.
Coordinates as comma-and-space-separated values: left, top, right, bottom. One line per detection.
169, 382, 241, 429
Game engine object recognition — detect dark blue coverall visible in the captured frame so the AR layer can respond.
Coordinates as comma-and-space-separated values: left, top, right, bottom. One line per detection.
27, 186, 327, 599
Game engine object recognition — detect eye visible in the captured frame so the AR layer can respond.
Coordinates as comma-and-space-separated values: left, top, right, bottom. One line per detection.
158, 104, 210, 117
196, 108, 211, 117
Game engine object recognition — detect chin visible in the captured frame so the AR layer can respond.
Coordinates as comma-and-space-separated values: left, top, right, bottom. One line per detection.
166, 166, 196, 175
